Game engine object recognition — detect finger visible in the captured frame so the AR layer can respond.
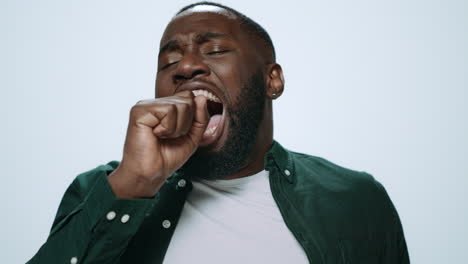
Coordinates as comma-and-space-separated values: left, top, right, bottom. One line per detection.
139, 93, 192, 106
174, 90, 194, 98
136, 98, 158, 106
188, 95, 209, 143
173, 100, 194, 137
152, 104, 177, 137
158, 100, 194, 138
132, 105, 160, 128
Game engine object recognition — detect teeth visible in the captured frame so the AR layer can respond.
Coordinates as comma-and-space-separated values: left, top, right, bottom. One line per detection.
204, 126, 218, 135
192, 89, 221, 103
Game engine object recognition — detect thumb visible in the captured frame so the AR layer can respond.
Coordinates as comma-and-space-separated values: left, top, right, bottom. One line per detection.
188, 95, 209, 143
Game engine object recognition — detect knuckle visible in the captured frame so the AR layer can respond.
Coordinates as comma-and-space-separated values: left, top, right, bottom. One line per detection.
168, 103, 177, 112
151, 103, 175, 117
130, 105, 144, 117
178, 102, 190, 112
131, 104, 141, 111
184, 100, 196, 113
186, 97, 195, 107
136, 99, 155, 105
158, 103, 176, 114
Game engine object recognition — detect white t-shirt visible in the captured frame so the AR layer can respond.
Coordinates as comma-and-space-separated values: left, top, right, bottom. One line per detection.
163, 170, 309, 263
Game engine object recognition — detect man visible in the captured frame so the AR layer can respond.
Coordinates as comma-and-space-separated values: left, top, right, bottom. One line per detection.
29, 2, 409, 263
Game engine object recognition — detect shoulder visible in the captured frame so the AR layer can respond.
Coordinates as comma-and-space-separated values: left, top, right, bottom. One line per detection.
286, 149, 396, 216
288, 149, 398, 220
289, 150, 378, 194
287, 149, 400, 232
271, 143, 407, 247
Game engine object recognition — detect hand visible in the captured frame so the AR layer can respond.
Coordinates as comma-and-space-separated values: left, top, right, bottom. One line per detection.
108, 90, 209, 198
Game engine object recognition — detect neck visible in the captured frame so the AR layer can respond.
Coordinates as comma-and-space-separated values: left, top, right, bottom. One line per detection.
224, 105, 273, 180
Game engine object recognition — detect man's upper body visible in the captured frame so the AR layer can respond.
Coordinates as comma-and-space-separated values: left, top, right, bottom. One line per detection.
28, 2, 409, 263
28, 142, 408, 264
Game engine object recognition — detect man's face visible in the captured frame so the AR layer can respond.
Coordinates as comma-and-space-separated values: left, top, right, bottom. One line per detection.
155, 9, 267, 179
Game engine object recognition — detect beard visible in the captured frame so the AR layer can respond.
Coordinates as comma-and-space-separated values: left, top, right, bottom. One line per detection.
180, 70, 266, 180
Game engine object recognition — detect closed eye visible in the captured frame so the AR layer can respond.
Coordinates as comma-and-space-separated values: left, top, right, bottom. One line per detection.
159, 61, 178, 71
206, 50, 230, 55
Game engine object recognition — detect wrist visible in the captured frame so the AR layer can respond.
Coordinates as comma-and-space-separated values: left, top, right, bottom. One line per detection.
107, 166, 163, 199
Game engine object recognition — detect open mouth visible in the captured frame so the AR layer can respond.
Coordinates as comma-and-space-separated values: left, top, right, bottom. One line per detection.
207, 99, 223, 117
192, 89, 224, 116
192, 89, 226, 145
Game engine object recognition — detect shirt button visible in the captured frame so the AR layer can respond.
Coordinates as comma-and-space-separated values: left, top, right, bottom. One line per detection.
177, 179, 186, 188
162, 219, 171, 229
284, 169, 291, 176
106, 211, 116, 221
121, 214, 130, 224
70, 256, 78, 264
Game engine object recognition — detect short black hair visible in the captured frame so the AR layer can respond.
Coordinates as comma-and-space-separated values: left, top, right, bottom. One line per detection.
175, 1, 276, 62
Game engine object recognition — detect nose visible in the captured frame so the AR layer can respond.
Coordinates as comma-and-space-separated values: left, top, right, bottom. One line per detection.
173, 53, 210, 83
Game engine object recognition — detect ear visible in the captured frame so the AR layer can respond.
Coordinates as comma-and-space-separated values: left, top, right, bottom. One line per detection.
265, 63, 285, 100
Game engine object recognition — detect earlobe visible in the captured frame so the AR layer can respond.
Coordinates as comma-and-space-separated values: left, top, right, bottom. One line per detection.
266, 64, 285, 100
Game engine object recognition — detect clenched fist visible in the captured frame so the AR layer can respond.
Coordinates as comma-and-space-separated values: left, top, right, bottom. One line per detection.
108, 90, 209, 198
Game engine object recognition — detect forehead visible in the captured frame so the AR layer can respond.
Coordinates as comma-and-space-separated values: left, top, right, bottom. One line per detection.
160, 9, 241, 45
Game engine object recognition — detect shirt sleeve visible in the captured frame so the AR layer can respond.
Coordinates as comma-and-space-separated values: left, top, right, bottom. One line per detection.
27, 162, 155, 264
371, 179, 410, 264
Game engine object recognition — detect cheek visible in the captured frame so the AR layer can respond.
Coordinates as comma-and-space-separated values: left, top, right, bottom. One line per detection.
155, 74, 174, 98
211, 56, 251, 102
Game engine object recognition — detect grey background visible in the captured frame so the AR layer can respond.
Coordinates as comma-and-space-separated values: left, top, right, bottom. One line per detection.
1, 0, 467, 263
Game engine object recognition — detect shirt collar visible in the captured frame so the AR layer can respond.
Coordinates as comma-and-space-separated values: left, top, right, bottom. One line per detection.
264, 140, 295, 183
173, 140, 295, 184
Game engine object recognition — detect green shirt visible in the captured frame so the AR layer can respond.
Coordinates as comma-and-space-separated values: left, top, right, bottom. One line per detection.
28, 141, 409, 263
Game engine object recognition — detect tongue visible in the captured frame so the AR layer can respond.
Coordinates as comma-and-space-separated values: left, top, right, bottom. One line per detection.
205, 114, 222, 135
200, 114, 223, 144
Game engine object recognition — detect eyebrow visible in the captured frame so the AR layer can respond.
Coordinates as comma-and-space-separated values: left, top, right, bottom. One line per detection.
158, 40, 179, 57
158, 32, 229, 57
194, 32, 228, 43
